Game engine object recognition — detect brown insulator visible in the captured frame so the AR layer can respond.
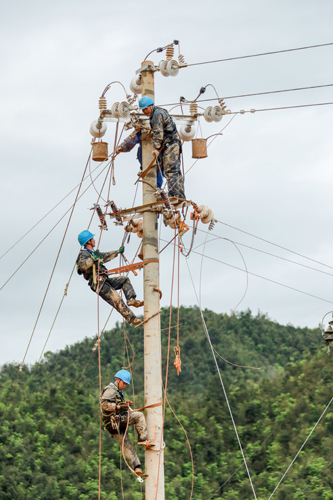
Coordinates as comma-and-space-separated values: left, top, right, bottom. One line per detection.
91, 204, 108, 230
189, 102, 198, 116
109, 200, 123, 225
166, 44, 174, 60
159, 190, 172, 210
178, 53, 186, 65
99, 96, 107, 111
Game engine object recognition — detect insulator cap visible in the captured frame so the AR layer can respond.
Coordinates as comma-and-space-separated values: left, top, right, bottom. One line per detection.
90, 119, 107, 138
179, 125, 196, 142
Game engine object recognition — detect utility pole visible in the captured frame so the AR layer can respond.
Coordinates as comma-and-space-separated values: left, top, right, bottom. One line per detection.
141, 60, 165, 499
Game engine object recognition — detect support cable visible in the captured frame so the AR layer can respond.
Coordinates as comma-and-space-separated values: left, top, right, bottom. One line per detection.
0, 149, 110, 260
0, 158, 112, 291
216, 220, 333, 271
154, 232, 177, 500
185, 258, 258, 499
267, 395, 333, 500
186, 42, 333, 67
160, 82, 333, 107
194, 228, 333, 278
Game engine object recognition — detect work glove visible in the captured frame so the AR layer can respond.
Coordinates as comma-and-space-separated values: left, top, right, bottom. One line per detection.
118, 246, 125, 254
125, 400, 133, 407
152, 148, 159, 158
93, 249, 102, 261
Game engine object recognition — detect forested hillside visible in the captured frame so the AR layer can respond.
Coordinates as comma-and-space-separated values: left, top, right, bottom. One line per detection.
1, 306, 332, 500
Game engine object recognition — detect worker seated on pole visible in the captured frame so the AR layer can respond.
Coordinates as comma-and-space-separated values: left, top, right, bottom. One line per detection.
76, 231, 143, 326
100, 370, 152, 478
116, 128, 165, 189
138, 96, 186, 200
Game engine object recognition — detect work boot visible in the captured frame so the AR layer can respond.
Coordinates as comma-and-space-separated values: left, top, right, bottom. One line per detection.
132, 318, 142, 326
127, 298, 144, 308
135, 467, 148, 479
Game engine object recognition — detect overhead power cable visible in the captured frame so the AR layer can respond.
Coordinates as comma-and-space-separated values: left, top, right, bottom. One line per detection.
267, 394, 333, 499
161, 83, 333, 107
229, 101, 333, 115
195, 228, 333, 278
186, 42, 333, 67
188, 247, 333, 305
0, 154, 106, 260
186, 258, 258, 499
216, 220, 333, 271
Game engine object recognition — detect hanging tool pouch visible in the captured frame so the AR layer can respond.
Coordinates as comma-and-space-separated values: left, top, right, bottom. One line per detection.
103, 411, 128, 435
89, 261, 107, 292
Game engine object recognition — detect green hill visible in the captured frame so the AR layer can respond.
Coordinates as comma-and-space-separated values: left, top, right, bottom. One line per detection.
1, 306, 332, 500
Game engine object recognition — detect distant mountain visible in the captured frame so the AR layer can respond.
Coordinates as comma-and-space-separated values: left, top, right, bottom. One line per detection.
1, 307, 330, 500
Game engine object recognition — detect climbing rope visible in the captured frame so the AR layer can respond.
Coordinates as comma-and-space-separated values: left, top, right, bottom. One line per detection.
186, 257, 258, 500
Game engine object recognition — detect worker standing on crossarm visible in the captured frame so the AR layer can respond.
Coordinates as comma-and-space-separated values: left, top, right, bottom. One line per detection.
100, 369, 153, 478
116, 129, 165, 189
139, 96, 186, 200
76, 230, 143, 326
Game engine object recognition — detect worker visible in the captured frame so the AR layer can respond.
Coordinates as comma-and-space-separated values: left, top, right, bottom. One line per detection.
116, 129, 165, 189
138, 96, 186, 200
76, 230, 143, 326
100, 369, 152, 478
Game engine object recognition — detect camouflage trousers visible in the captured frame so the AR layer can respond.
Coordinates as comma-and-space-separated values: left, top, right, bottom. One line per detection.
98, 277, 136, 324
162, 142, 186, 199
109, 411, 148, 469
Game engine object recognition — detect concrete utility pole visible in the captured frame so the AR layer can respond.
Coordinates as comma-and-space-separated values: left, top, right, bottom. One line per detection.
141, 60, 165, 499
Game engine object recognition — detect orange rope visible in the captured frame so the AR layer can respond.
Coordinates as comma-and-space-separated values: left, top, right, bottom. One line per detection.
155, 230, 177, 500
174, 242, 182, 376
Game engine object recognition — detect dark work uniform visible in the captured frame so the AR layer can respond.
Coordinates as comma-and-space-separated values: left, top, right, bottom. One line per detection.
118, 131, 164, 189
76, 247, 136, 324
100, 382, 147, 470
149, 107, 186, 199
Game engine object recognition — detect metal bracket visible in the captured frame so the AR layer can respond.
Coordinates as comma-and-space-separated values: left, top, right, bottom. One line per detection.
107, 197, 190, 220
136, 63, 158, 74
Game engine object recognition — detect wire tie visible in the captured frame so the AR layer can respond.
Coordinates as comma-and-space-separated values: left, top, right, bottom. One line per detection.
19, 363, 23, 372
64, 282, 69, 296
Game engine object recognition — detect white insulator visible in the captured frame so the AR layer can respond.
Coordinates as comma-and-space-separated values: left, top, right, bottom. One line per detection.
201, 209, 214, 224
211, 105, 223, 122
166, 59, 179, 77
204, 106, 213, 122
197, 205, 208, 216
99, 97, 107, 111
111, 102, 121, 118
89, 119, 107, 138
118, 101, 131, 118
137, 229, 143, 238
179, 125, 196, 142
159, 60, 170, 77
130, 75, 142, 94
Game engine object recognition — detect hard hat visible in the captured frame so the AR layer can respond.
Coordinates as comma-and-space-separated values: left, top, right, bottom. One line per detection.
115, 369, 131, 385
78, 230, 95, 246
139, 96, 154, 109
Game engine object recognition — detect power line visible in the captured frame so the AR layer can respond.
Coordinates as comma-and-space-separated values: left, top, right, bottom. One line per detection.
186, 246, 333, 305
161, 83, 333, 108
194, 228, 333, 279
186, 42, 333, 68
216, 220, 333, 271
230, 101, 333, 114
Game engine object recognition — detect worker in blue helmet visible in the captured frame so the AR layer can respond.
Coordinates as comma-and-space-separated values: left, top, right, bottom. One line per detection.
136, 96, 186, 200
76, 231, 143, 326
116, 126, 165, 189
100, 369, 153, 478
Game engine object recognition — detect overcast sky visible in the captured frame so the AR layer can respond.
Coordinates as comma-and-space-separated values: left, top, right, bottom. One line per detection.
1, 0, 333, 367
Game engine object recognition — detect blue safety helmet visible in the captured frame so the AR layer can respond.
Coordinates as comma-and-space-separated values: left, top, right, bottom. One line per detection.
115, 369, 131, 385
78, 230, 95, 246
139, 96, 154, 109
